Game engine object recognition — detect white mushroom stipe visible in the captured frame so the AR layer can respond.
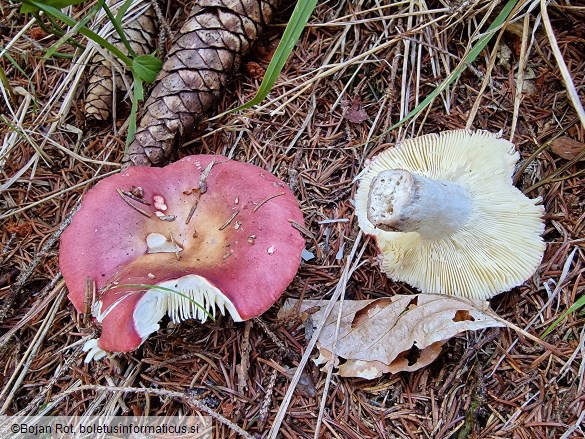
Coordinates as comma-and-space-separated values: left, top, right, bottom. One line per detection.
368, 170, 472, 240
132, 275, 243, 342
146, 232, 183, 254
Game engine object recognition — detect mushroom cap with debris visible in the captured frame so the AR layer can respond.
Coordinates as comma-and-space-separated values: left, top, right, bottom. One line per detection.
60, 155, 305, 361
355, 130, 545, 299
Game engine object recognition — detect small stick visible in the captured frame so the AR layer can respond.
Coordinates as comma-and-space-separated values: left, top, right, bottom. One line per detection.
199, 160, 215, 194
288, 219, 315, 240
254, 317, 295, 360
0, 207, 77, 324
218, 210, 239, 231
237, 321, 253, 392
185, 194, 200, 225
185, 161, 215, 225
258, 369, 278, 430
116, 188, 151, 218
121, 190, 151, 205
254, 192, 285, 212
150, 0, 172, 54
50, 385, 254, 439
83, 276, 96, 322
489, 313, 565, 357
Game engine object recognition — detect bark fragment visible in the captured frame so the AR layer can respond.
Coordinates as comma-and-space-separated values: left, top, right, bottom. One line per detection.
85, 4, 158, 121
123, 0, 281, 168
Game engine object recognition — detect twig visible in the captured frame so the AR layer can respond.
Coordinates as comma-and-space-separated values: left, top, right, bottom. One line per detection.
237, 320, 253, 392
116, 188, 152, 218
267, 233, 367, 438
218, 210, 239, 231
541, 0, 585, 129
150, 0, 172, 55
185, 195, 200, 225
253, 192, 285, 212
198, 160, 215, 194
488, 315, 564, 358
50, 385, 254, 439
489, 247, 578, 376
0, 288, 66, 414
0, 276, 64, 350
120, 189, 151, 205
254, 317, 294, 360
0, 206, 77, 323
185, 160, 215, 225
258, 369, 278, 430
288, 219, 316, 240
21, 344, 83, 416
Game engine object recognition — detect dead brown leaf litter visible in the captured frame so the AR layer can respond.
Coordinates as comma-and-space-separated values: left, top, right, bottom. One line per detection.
279, 296, 505, 379
1, 0, 584, 438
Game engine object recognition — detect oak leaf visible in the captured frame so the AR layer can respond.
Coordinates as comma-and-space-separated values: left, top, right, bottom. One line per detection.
278, 295, 504, 379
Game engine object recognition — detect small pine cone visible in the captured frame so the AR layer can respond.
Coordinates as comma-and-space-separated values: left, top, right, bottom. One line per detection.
123, 0, 281, 168
85, 3, 158, 121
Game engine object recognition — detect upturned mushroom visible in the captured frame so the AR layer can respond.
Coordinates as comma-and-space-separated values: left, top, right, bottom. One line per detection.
355, 130, 545, 299
60, 155, 305, 361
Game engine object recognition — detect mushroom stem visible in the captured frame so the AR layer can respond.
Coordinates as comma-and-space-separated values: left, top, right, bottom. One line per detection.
367, 170, 472, 240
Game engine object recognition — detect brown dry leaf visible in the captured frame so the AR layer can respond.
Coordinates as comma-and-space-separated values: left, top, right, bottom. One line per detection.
279, 295, 505, 379
550, 136, 585, 161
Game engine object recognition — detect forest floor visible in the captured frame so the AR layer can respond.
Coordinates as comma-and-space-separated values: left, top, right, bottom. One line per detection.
1, 0, 584, 438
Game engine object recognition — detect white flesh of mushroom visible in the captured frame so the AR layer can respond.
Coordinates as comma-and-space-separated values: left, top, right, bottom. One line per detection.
83, 339, 108, 363
146, 232, 183, 254
367, 169, 472, 240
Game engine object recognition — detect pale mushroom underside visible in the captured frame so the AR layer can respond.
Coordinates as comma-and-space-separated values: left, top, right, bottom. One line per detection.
356, 130, 545, 299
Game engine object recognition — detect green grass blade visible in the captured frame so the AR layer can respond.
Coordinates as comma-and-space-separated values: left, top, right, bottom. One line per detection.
226, 0, 318, 114
112, 283, 215, 321
126, 77, 143, 146
541, 295, 585, 338
20, 0, 85, 14
115, 0, 135, 23
0, 50, 37, 110
43, 3, 98, 60
97, 0, 137, 58
21, 0, 133, 66
1, 50, 28, 77
0, 64, 17, 105
388, 0, 519, 131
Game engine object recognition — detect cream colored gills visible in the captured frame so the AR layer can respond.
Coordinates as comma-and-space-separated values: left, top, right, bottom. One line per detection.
355, 130, 545, 299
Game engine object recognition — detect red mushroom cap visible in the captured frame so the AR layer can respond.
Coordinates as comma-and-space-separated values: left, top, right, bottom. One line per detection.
60, 155, 305, 359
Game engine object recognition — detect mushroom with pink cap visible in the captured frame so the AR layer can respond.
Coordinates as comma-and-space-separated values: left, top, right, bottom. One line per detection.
355, 130, 545, 299
60, 155, 305, 362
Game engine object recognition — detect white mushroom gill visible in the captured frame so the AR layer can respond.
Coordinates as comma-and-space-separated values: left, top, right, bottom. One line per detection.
83, 339, 108, 363
132, 275, 243, 342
